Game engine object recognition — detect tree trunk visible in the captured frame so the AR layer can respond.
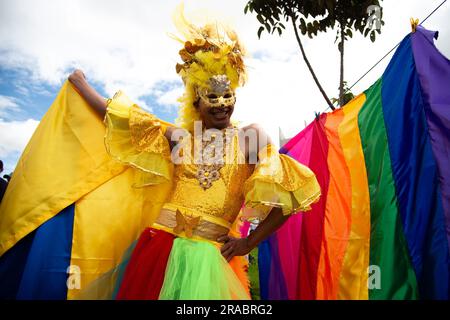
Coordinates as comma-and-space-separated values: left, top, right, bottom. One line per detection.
339, 22, 345, 107
290, 15, 335, 111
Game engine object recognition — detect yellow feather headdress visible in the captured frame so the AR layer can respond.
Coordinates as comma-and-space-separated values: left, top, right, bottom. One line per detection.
171, 4, 247, 131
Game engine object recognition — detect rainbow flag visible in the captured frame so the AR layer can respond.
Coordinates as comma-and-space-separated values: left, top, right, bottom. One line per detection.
258, 26, 450, 300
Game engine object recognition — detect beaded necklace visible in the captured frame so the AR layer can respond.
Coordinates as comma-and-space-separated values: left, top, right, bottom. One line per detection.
195, 126, 236, 190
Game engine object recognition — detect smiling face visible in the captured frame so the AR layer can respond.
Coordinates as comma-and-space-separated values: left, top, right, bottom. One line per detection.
195, 98, 235, 129
194, 75, 236, 129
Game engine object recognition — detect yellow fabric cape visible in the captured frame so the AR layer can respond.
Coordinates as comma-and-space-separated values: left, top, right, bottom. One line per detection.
0, 81, 172, 299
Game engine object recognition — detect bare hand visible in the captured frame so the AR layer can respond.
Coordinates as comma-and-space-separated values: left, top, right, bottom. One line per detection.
218, 235, 252, 262
68, 69, 87, 88
67, 69, 107, 118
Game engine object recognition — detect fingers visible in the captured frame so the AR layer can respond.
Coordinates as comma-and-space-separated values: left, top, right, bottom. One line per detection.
217, 235, 230, 243
68, 69, 86, 83
226, 253, 234, 262
222, 246, 234, 261
221, 238, 235, 261
76, 69, 86, 80
219, 236, 241, 261
220, 241, 232, 253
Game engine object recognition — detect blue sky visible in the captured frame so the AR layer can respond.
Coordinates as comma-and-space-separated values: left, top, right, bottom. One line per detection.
1, 0, 449, 175
0, 67, 180, 123
0, 68, 63, 121
0, 66, 180, 174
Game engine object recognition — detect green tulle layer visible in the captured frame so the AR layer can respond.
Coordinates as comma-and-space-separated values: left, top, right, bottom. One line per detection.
159, 238, 249, 300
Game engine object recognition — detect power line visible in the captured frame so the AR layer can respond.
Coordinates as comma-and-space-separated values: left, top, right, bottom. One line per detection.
347, 41, 399, 92
317, 0, 447, 115
421, 0, 447, 25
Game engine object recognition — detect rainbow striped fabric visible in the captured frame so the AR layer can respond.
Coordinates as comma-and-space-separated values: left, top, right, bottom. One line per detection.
258, 26, 450, 300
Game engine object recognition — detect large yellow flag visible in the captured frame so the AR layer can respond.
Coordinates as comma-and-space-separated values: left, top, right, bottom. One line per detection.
0, 81, 172, 299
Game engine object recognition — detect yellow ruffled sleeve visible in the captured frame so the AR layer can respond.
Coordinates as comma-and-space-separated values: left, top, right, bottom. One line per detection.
243, 144, 321, 221
104, 91, 174, 186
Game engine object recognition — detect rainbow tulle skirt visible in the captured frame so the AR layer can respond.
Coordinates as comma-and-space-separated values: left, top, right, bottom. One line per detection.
106, 228, 250, 300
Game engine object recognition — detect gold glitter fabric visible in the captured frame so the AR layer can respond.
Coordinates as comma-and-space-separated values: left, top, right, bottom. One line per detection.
160, 130, 254, 236
104, 92, 321, 242
104, 91, 174, 187
155, 208, 230, 242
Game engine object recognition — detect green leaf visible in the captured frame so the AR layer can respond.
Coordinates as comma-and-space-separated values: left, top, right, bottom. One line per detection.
257, 14, 265, 25
257, 26, 264, 39
299, 19, 306, 34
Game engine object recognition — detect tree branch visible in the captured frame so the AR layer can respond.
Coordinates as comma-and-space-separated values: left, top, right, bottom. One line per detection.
339, 21, 345, 107
290, 14, 335, 110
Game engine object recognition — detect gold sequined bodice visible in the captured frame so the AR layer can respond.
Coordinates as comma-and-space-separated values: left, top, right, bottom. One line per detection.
105, 91, 321, 243
162, 130, 254, 227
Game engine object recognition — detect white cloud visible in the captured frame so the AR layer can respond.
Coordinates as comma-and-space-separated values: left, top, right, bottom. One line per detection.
0, 0, 449, 148
0, 95, 20, 116
156, 86, 184, 107
0, 118, 39, 155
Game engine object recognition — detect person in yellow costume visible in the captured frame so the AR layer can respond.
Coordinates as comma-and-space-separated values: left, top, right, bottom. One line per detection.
0, 9, 321, 300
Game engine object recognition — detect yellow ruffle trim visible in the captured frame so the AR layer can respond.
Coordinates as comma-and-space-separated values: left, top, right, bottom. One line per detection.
243, 144, 321, 221
104, 91, 173, 187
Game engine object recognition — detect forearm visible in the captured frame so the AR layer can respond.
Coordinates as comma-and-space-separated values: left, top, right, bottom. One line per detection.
246, 207, 289, 249
219, 207, 290, 261
70, 77, 107, 119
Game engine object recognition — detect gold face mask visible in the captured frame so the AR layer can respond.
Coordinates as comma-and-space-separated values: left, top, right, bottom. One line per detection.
196, 75, 236, 108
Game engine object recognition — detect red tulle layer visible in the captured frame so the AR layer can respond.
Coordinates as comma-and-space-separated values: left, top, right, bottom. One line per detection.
116, 228, 174, 300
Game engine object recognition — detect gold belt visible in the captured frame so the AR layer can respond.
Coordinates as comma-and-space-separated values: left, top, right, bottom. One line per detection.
153, 207, 230, 243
